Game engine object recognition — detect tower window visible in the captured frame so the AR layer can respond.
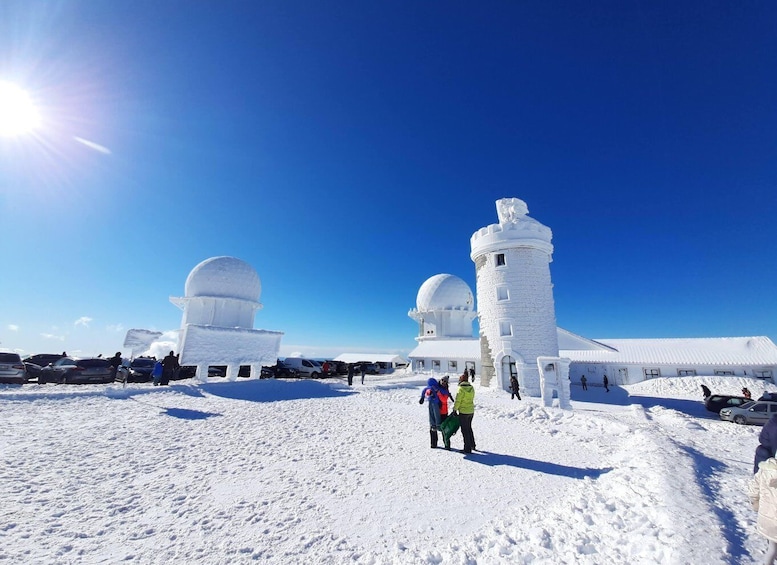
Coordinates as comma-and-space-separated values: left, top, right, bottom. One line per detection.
448, 360, 457, 371
499, 321, 512, 336
677, 369, 696, 377
495, 253, 506, 267
496, 286, 509, 301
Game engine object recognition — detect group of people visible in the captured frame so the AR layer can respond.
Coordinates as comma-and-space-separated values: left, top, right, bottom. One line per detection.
579, 374, 608, 391
419, 371, 476, 453
346, 363, 367, 386
152, 351, 180, 386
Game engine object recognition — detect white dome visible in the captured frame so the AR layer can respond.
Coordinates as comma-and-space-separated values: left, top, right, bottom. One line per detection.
184, 256, 261, 302
416, 274, 474, 311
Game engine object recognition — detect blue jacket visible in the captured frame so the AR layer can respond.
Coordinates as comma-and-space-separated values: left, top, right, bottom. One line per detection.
756, 415, 777, 473
420, 378, 442, 406
152, 361, 163, 378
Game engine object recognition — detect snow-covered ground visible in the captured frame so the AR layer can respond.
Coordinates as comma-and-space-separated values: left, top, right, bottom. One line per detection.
1, 373, 774, 564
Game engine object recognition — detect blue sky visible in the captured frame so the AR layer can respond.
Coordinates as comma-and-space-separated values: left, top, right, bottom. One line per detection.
1, 1, 775, 358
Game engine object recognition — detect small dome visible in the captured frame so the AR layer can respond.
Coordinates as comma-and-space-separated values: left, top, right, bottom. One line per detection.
184, 256, 261, 302
416, 274, 474, 311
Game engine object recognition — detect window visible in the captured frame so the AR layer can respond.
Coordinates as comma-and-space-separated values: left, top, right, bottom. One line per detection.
752, 403, 769, 413
755, 370, 774, 379
448, 360, 457, 371
677, 369, 697, 377
432, 360, 440, 371
465, 361, 475, 372
495, 253, 506, 267
497, 286, 509, 301
644, 368, 660, 379
417, 360, 424, 370
588, 366, 597, 374
714, 370, 734, 376
499, 321, 512, 336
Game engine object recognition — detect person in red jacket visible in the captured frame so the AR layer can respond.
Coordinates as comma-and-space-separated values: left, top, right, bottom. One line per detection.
437, 376, 454, 422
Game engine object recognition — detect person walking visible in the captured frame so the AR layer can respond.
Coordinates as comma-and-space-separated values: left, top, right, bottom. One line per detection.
749, 453, 777, 564
755, 415, 777, 474
469, 367, 475, 383
701, 384, 711, 398
161, 350, 179, 386
744, 387, 753, 400
109, 352, 123, 380
360, 363, 366, 385
347, 363, 354, 386
453, 372, 476, 453
419, 378, 444, 448
510, 375, 521, 400
603, 374, 610, 392
581, 375, 588, 391
152, 359, 163, 386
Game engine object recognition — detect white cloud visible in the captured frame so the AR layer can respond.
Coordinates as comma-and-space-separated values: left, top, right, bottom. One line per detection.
7, 324, 19, 332
74, 317, 93, 328
40, 333, 65, 341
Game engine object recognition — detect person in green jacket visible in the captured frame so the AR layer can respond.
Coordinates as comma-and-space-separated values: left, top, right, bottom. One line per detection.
453, 371, 476, 453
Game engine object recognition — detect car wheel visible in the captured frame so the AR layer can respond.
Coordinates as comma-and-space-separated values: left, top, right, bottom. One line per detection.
311, 372, 320, 379
734, 415, 746, 425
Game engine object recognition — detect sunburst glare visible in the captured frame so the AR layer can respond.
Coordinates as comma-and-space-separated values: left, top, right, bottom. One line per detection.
0, 81, 41, 137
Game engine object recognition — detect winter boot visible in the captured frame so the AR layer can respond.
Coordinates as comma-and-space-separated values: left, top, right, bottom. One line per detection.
430, 428, 438, 448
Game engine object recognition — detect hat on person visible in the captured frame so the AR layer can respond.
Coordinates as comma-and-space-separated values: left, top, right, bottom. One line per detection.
440, 376, 449, 385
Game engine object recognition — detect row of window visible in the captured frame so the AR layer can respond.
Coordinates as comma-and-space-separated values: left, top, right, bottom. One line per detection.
417, 360, 476, 372
644, 368, 773, 379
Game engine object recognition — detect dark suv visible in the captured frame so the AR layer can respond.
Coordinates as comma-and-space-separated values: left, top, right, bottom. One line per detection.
704, 394, 750, 414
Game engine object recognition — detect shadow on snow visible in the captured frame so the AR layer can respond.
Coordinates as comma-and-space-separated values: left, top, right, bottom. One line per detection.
163, 407, 220, 420
680, 445, 750, 563
468, 450, 613, 479
200, 379, 356, 403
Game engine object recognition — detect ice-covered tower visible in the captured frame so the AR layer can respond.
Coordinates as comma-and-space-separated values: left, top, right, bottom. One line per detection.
408, 274, 477, 340
170, 256, 283, 381
470, 198, 559, 395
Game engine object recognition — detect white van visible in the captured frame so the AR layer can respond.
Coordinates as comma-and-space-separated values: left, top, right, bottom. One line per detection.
282, 358, 322, 379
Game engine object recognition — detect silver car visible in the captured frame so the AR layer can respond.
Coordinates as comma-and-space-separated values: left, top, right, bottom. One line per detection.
0, 352, 27, 384
720, 400, 777, 425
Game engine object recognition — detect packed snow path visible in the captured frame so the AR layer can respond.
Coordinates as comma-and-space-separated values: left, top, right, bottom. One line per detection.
0, 375, 771, 564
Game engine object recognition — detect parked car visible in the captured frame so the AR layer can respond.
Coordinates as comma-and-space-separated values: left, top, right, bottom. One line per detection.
128, 358, 156, 382
23, 353, 65, 368
38, 357, 114, 384
704, 394, 750, 414
0, 352, 26, 384
280, 358, 321, 378
23, 362, 42, 381
720, 401, 777, 425
355, 362, 379, 375
272, 361, 298, 378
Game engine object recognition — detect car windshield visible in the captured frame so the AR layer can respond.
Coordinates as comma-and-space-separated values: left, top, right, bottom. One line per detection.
131, 358, 155, 367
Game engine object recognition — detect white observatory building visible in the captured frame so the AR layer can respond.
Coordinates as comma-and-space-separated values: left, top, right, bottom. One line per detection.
470, 198, 569, 400
407, 274, 480, 375
170, 256, 283, 381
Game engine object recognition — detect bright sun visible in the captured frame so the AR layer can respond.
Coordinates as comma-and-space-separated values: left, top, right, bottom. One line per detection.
0, 81, 42, 137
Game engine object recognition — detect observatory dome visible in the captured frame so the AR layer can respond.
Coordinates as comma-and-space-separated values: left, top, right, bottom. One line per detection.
184, 256, 261, 302
416, 274, 474, 311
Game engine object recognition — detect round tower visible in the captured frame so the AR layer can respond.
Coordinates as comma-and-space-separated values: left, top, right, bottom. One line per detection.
470, 198, 559, 395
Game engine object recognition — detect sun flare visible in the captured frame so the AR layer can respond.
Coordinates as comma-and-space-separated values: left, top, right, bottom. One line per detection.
0, 81, 42, 137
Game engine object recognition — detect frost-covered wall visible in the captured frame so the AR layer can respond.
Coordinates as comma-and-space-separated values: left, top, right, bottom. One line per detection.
470, 198, 560, 396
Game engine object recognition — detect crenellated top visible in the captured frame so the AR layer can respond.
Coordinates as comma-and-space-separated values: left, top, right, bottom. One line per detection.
470, 198, 554, 259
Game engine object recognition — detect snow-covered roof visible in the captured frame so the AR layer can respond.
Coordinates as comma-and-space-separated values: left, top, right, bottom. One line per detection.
184, 256, 261, 302
561, 336, 777, 366
334, 353, 408, 364
415, 274, 474, 312
407, 339, 481, 360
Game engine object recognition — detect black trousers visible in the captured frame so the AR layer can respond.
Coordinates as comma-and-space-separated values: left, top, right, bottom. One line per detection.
459, 413, 475, 452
